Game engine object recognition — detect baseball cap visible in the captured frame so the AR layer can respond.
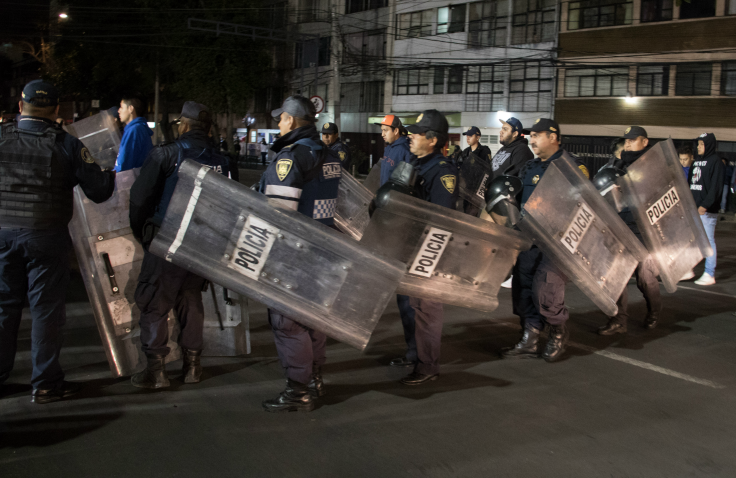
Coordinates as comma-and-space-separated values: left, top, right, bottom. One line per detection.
107, 106, 120, 120
373, 114, 402, 129
499, 117, 523, 133
462, 126, 481, 136
271, 95, 317, 122
406, 110, 449, 135
321, 122, 338, 134
22, 80, 59, 107
522, 118, 560, 136
178, 101, 211, 123
622, 126, 647, 139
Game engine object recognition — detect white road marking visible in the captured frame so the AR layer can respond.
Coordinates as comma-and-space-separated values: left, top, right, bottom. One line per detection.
676, 285, 736, 299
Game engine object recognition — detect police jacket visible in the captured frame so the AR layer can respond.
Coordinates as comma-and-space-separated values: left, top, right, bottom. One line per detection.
380, 135, 413, 186
260, 124, 341, 227
330, 138, 352, 172
519, 148, 589, 207
606, 147, 649, 238
115, 116, 153, 172
491, 137, 534, 179
413, 151, 458, 209
459, 144, 492, 167
689, 134, 725, 214
129, 128, 229, 246
0, 116, 115, 230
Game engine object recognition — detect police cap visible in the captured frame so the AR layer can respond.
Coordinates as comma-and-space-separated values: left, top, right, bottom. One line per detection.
271, 95, 317, 122
321, 122, 338, 134
406, 109, 449, 135
462, 126, 481, 136
22, 80, 59, 107
622, 126, 647, 139
522, 118, 560, 136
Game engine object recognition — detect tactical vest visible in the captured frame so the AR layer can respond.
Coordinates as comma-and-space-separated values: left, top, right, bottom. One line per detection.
293, 138, 341, 227
153, 139, 230, 226
0, 123, 72, 229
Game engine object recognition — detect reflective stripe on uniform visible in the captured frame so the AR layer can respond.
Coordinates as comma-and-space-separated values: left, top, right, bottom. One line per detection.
265, 184, 302, 199
269, 197, 299, 211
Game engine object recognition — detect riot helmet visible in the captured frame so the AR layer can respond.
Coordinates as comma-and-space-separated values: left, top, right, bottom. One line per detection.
484, 175, 522, 228
593, 166, 627, 212
371, 161, 418, 213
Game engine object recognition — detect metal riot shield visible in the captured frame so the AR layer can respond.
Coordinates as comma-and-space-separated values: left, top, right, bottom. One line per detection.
359, 191, 532, 312
69, 169, 250, 378
149, 159, 406, 351
335, 171, 373, 240
458, 152, 493, 211
617, 139, 713, 293
65, 111, 121, 170
517, 153, 649, 317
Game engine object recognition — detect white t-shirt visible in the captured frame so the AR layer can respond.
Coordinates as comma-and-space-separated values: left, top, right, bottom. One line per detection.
260, 143, 268, 153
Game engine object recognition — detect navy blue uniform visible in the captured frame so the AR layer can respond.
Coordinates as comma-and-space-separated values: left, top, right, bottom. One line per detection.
513, 149, 588, 330
0, 117, 115, 391
261, 124, 340, 384
130, 128, 229, 356
409, 152, 458, 376
329, 138, 352, 172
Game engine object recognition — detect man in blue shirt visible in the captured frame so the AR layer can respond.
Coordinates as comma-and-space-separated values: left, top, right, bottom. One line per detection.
114, 95, 153, 172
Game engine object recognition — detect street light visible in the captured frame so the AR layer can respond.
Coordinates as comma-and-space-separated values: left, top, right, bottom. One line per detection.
59, 13, 69, 19
624, 92, 638, 105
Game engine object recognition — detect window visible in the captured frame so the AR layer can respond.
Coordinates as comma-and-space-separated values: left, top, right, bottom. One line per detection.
465, 65, 506, 112
343, 30, 386, 63
568, 0, 633, 30
512, 0, 556, 45
679, 0, 715, 19
637, 66, 669, 96
346, 0, 387, 15
395, 69, 430, 95
729, 0, 736, 15
318, 37, 331, 66
294, 37, 331, 68
448, 66, 464, 93
434, 67, 446, 94
640, 0, 672, 23
298, 0, 329, 23
360, 81, 384, 112
675, 63, 712, 96
397, 9, 434, 38
438, 4, 467, 34
722, 62, 736, 96
564, 67, 629, 97
468, 0, 509, 48
509, 62, 553, 111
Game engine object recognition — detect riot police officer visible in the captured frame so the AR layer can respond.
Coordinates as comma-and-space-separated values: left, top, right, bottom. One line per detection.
321, 122, 353, 172
598, 126, 662, 335
128, 101, 230, 389
0, 80, 116, 403
401, 110, 458, 385
458, 126, 493, 167
260, 96, 341, 412
503, 119, 589, 363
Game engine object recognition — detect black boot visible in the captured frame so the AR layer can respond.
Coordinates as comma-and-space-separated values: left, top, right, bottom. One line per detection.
131, 354, 170, 389
542, 324, 569, 363
644, 312, 658, 330
501, 326, 541, 358
307, 367, 326, 398
598, 318, 627, 335
263, 379, 314, 412
182, 349, 203, 384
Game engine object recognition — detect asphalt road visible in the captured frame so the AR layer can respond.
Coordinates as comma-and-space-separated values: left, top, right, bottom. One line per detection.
2, 226, 736, 478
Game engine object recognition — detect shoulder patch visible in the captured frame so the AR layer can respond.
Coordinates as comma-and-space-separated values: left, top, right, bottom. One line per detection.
441, 175, 456, 194
338, 151, 346, 161
578, 164, 590, 179
80, 147, 95, 164
276, 158, 293, 181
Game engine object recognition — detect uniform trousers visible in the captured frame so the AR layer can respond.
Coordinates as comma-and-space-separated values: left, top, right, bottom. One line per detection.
134, 250, 206, 356
409, 297, 444, 375
0, 228, 70, 390
512, 247, 569, 330
397, 294, 417, 362
612, 255, 662, 325
268, 310, 326, 384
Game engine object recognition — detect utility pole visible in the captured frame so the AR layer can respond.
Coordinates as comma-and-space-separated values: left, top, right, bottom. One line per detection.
153, 62, 160, 144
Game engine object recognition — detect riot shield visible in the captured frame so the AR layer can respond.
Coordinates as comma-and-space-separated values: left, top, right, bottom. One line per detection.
65, 111, 121, 169
517, 153, 649, 317
149, 159, 406, 351
458, 152, 493, 211
363, 159, 383, 194
616, 139, 712, 293
69, 169, 250, 378
335, 171, 373, 241
359, 191, 532, 312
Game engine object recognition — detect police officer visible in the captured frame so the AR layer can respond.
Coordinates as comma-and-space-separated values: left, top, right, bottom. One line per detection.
492, 117, 534, 179
0, 80, 116, 403
401, 110, 458, 385
260, 96, 341, 412
598, 126, 662, 335
458, 126, 493, 167
128, 101, 230, 389
373, 114, 418, 368
321, 122, 352, 172
503, 119, 588, 363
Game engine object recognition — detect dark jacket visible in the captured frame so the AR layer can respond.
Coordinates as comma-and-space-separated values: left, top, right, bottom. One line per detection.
605, 147, 650, 237
459, 144, 492, 167
491, 137, 534, 179
519, 148, 588, 207
380, 135, 413, 186
413, 152, 458, 209
330, 138, 352, 172
689, 133, 725, 214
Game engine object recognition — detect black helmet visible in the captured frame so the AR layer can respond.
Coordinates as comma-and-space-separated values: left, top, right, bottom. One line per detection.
484, 175, 522, 228
371, 161, 418, 213
593, 167, 626, 195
